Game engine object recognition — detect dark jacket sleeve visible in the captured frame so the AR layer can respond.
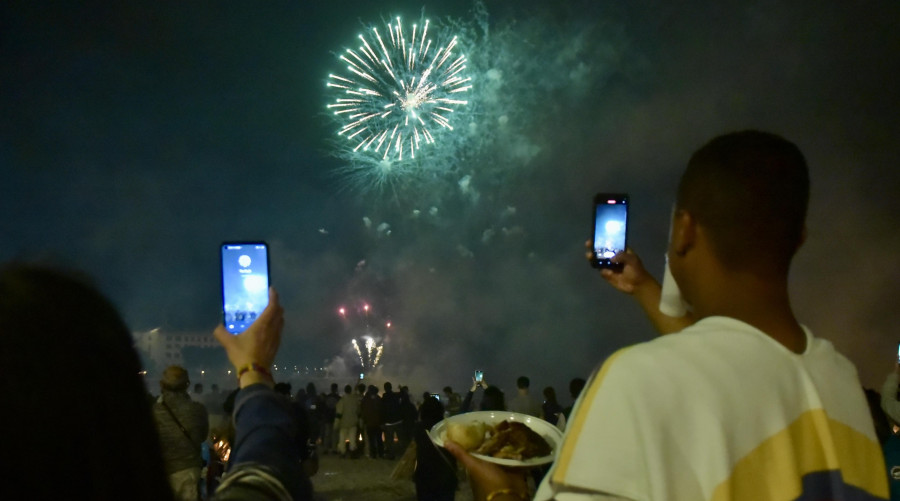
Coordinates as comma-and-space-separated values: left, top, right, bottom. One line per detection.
216, 384, 312, 501
461, 390, 475, 413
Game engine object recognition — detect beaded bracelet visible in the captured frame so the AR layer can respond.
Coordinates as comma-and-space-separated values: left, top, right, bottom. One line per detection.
485, 488, 528, 501
236, 362, 273, 381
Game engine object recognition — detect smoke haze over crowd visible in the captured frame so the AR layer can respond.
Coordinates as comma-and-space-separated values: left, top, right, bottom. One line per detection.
3, 0, 899, 396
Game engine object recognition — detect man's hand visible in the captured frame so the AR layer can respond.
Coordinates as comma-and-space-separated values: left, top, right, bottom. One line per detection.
444, 440, 530, 501
585, 242, 692, 335
213, 287, 284, 387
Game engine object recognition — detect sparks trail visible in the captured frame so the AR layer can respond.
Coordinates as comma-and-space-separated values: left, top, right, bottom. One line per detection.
338, 302, 390, 373
327, 16, 472, 163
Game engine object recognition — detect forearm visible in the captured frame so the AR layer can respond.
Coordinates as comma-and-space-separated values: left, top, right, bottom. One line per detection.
228, 384, 305, 495
881, 373, 900, 423
630, 278, 692, 335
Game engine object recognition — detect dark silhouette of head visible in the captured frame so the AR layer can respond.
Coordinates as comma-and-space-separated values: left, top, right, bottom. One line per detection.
0, 264, 173, 500
569, 377, 587, 399
482, 386, 506, 411
676, 130, 809, 276
419, 395, 446, 428
516, 376, 530, 390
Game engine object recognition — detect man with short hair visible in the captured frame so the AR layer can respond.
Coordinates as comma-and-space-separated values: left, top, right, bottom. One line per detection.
447, 131, 889, 500
507, 376, 542, 418
381, 381, 402, 459
153, 365, 209, 501
443, 386, 462, 416
322, 383, 342, 454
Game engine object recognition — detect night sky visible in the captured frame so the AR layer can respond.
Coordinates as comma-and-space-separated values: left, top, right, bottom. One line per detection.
3, 0, 899, 397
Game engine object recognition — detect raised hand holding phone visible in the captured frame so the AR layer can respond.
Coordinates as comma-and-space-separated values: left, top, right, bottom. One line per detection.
214, 287, 283, 388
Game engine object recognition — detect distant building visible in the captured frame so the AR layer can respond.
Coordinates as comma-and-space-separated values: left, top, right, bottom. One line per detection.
132, 327, 219, 371
133, 328, 332, 389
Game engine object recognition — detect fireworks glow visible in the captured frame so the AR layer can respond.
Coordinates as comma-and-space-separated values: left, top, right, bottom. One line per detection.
338, 302, 390, 372
326, 16, 472, 164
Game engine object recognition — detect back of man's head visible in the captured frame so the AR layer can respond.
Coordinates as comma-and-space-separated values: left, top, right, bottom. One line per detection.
160, 366, 190, 393
344, 384, 353, 394
676, 130, 809, 275
384, 381, 392, 392
516, 376, 530, 390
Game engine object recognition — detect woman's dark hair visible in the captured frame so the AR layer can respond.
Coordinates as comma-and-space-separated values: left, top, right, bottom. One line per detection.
419, 396, 445, 429
481, 386, 506, 411
543, 386, 558, 405
0, 264, 173, 500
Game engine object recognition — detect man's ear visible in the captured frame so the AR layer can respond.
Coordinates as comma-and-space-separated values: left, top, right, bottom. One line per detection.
670, 210, 696, 257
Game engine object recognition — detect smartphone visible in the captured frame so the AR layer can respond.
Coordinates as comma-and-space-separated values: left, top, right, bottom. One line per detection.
220, 242, 270, 334
430, 393, 441, 401
590, 193, 629, 269
475, 370, 484, 382
896, 342, 900, 365
359, 373, 365, 380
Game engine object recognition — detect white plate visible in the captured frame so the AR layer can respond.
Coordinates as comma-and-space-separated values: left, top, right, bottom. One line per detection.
429, 411, 564, 467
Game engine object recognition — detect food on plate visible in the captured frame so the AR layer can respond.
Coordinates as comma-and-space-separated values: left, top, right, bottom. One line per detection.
446, 420, 488, 451
445, 419, 552, 461
475, 420, 552, 460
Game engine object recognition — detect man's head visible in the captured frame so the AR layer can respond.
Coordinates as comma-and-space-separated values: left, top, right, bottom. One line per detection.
516, 376, 530, 390
443, 386, 453, 395
669, 131, 809, 295
331, 383, 339, 392
344, 384, 353, 394
384, 381, 392, 392
160, 366, 189, 393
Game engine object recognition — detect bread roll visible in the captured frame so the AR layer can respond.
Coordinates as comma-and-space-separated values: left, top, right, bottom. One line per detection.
446, 421, 487, 451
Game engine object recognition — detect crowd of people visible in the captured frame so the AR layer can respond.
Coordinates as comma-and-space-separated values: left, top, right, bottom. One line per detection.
4, 130, 898, 500
144, 360, 586, 501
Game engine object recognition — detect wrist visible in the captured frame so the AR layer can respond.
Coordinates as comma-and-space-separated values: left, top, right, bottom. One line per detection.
236, 362, 274, 388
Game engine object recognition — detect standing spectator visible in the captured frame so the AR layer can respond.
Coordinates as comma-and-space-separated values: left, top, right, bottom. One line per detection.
154, 365, 209, 501
382, 381, 402, 459
361, 384, 385, 458
304, 382, 322, 448
191, 382, 204, 402
443, 386, 462, 416
397, 386, 419, 455
447, 130, 889, 500
414, 397, 457, 501
322, 383, 342, 454
204, 383, 227, 433
541, 386, 565, 429
461, 378, 506, 413
356, 383, 367, 452
507, 376, 541, 417
335, 384, 361, 458
563, 377, 586, 422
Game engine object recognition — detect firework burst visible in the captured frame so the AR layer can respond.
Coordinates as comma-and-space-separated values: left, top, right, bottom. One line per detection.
338, 302, 390, 372
326, 15, 472, 165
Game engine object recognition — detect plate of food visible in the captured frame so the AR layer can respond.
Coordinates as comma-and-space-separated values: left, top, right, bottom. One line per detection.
429, 411, 563, 467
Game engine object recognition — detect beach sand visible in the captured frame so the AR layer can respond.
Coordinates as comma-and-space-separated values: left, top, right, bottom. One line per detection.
310, 448, 475, 501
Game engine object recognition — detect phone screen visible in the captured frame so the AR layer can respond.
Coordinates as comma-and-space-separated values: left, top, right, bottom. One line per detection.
475, 370, 484, 382
359, 373, 365, 380
896, 343, 900, 365
591, 193, 629, 268
221, 242, 270, 334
